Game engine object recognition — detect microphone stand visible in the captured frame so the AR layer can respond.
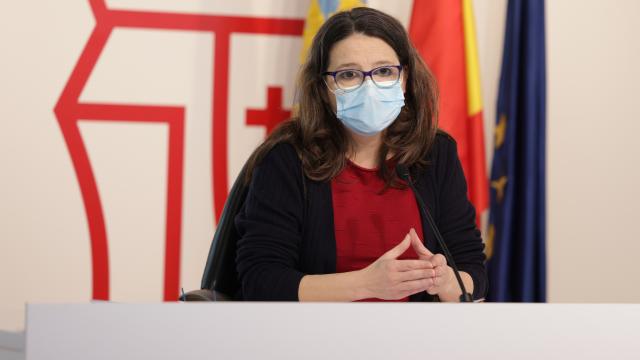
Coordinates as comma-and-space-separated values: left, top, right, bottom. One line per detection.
396, 164, 473, 302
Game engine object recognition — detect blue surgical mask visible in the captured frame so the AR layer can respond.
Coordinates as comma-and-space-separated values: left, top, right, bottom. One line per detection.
334, 79, 405, 136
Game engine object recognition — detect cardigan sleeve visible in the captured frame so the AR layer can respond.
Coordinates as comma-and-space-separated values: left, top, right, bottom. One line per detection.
436, 135, 488, 300
235, 143, 306, 301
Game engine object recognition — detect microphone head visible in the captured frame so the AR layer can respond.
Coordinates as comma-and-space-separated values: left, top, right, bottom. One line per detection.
395, 163, 410, 181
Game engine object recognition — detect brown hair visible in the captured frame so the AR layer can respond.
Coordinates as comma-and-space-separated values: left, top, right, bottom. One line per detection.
244, 7, 438, 187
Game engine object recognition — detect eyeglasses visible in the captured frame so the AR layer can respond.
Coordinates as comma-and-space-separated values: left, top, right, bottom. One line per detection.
322, 65, 402, 93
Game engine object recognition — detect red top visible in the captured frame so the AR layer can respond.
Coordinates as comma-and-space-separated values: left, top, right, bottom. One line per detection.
331, 159, 425, 302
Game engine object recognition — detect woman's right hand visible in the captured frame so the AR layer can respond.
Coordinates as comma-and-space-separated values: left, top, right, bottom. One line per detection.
358, 233, 436, 300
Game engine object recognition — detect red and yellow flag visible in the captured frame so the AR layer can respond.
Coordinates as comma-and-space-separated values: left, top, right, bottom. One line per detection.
408, 0, 489, 227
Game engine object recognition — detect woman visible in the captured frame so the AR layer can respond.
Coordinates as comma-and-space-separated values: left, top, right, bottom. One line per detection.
235, 7, 486, 302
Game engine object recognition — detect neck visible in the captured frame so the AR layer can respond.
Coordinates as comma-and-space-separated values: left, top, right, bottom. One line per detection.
348, 131, 382, 169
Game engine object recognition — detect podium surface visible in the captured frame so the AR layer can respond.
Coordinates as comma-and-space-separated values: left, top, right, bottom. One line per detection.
26, 303, 640, 359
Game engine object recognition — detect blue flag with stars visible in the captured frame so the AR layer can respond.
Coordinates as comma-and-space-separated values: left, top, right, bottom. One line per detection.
486, 0, 547, 302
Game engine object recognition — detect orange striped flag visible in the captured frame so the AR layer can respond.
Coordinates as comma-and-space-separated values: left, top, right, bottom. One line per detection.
408, 0, 489, 228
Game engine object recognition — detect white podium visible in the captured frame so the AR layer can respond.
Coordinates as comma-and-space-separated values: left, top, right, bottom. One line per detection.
26, 303, 640, 359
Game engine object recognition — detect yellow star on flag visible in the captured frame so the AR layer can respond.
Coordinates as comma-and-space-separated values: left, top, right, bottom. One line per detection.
495, 114, 507, 149
491, 176, 508, 203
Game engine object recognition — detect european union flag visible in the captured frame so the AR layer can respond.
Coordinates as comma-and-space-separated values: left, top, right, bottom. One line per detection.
486, 0, 546, 302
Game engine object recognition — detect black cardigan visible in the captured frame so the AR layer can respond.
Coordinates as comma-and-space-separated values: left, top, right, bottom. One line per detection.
235, 132, 487, 301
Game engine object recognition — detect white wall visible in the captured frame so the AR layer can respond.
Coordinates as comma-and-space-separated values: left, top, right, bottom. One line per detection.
0, 0, 309, 332
1, 0, 639, 333
546, 0, 640, 302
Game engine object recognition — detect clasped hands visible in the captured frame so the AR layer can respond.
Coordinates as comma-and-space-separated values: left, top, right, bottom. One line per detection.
359, 228, 460, 301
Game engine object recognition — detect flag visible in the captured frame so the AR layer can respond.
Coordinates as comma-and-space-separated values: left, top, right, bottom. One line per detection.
408, 0, 489, 228
486, 0, 547, 302
300, 0, 367, 63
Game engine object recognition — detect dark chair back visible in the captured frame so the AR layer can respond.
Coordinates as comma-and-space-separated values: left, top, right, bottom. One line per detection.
180, 165, 249, 301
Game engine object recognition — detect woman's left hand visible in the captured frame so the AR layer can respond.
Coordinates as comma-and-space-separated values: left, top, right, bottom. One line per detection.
408, 228, 458, 299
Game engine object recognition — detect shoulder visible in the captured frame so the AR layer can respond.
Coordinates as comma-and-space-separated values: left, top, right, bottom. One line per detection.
260, 142, 300, 166
251, 142, 303, 187
430, 130, 458, 159
255, 141, 302, 173
423, 130, 459, 172
410, 130, 462, 190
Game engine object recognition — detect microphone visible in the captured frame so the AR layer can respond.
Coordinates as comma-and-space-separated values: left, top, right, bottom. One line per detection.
396, 164, 473, 302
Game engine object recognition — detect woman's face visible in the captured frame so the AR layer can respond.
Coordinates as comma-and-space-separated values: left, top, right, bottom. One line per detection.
325, 33, 406, 113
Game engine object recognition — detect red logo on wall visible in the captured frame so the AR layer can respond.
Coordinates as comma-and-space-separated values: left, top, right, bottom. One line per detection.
54, 0, 302, 301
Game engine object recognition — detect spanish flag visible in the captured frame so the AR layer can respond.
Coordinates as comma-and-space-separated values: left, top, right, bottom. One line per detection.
408, 0, 489, 229
300, 0, 367, 62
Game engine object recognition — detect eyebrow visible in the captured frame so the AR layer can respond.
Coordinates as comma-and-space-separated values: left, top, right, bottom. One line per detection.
334, 60, 396, 70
